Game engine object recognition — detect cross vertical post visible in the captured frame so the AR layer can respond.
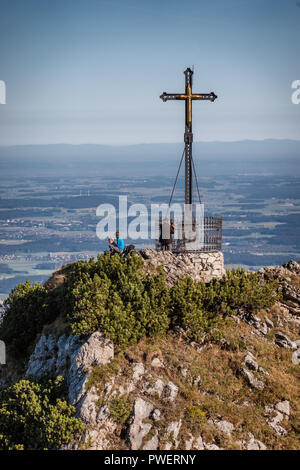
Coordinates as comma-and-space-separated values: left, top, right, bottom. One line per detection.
160, 68, 217, 205
184, 67, 193, 205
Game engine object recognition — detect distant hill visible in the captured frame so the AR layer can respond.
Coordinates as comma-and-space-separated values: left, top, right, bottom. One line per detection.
0, 139, 299, 177
0, 139, 300, 161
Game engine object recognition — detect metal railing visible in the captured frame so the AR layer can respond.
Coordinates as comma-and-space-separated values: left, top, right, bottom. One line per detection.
156, 216, 222, 253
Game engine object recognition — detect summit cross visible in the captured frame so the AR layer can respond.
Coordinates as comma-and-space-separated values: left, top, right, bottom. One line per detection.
160, 68, 217, 205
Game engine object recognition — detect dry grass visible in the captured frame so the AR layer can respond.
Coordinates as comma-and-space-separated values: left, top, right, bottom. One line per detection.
290, 273, 300, 290
89, 316, 300, 450
42, 313, 70, 339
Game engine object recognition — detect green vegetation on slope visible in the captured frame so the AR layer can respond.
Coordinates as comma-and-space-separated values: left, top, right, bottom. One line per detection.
0, 376, 84, 450
0, 252, 279, 360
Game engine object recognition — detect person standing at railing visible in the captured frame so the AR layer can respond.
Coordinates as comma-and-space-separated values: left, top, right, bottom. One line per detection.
159, 219, 174, 251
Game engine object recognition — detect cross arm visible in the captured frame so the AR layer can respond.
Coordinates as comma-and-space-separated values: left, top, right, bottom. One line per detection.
160, 92, 187, 102
192, 92, 217, 102
160, 91, 217, 102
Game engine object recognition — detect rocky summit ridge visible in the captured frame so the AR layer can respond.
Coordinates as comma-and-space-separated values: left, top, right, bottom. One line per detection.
0, 253, 299, 450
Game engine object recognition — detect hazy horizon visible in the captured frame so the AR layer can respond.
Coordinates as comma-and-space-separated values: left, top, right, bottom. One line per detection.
1, 137, 300, 148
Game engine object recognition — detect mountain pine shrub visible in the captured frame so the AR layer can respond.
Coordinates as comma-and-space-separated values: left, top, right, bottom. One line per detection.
0, 376, 84, 450
0, 280, 54, 359
0, 254, 279, 357
108, 394, 132, 425
171, 268, 279, 342
65, 252, 171, 347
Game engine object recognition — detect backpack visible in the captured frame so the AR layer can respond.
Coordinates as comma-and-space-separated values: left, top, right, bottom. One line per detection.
122, 244, 136, 257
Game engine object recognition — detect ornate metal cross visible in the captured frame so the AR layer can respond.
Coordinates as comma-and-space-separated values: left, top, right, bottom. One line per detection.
160, 68, 217, 205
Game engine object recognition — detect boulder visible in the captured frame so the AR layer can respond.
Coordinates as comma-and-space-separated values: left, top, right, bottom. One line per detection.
275, 400, 290, 417
215, 419, 235, 435
132, 363, 145, 381
240, 368, 264, 390
244, 353, 259, 371
163, 381, 178, 402
245, 433, 266, 450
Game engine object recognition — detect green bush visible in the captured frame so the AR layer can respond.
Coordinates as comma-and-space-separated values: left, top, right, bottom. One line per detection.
0, 376, 84, 450
188, 405, 207, 422
65, 253, 170, 347
0, 280, 54, 359
108, 394, 132, 424
1, 254, 279, 358
202, 268, 279, 315
171, 277, 218, 342
171, 268, 279, 342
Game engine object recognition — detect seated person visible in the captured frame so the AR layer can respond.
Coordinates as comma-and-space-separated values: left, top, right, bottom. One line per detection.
108, 232, 124, 254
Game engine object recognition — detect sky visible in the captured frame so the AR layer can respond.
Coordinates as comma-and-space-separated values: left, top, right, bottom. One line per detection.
0, 0, 299, 146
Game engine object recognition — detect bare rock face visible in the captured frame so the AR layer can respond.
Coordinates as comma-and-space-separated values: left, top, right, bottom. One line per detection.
139, 248, 225, 285
240, 433, 266, 450
18, 257, 299, 451
275, 332, 297, 350
163, 420, 182, 450
68, 332, 114, 406
243, 352, 259, 371
26, 332, 113, 387
128, 398, 154, 450
163, 381, 178, 402
214, 419, 235, 436
142, 431, 159, 450
259, 260, 300, 316
26, 332, 116, 449
275, 400, 290, 417
193, 436, 205, 450
265, 401, 290, 436
204, 443, 222, 450
132, 362, 145, 382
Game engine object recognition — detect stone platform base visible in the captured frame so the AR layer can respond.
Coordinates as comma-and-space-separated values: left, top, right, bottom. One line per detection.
139, 249, 225, 286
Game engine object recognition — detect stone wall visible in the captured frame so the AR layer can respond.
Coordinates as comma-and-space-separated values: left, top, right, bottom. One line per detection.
139, 248, 225, 285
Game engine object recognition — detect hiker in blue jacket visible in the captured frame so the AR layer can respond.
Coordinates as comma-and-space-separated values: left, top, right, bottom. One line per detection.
109, 232, 124, 254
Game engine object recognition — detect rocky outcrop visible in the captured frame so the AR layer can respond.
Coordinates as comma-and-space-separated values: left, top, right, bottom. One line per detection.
259, 260, 300, 316
275, 331, 297, 349
24, 330, 185, 450
22, 327, 275, 451
129, 398, 154, 450
140, 248, 225, 285
239, 433, 267, 450
2, 259, 299, 451
26, 332, 114, 406
264, 400, 290, 436
26, 331, 116, 449
240, 367, 265, 390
